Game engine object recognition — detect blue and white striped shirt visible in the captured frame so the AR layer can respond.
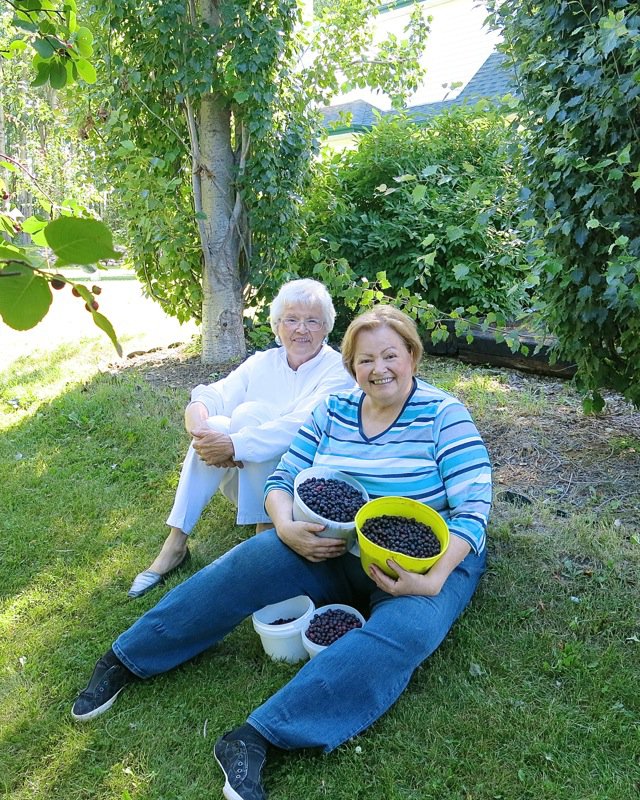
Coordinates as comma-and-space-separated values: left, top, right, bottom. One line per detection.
264, 378, 492, 554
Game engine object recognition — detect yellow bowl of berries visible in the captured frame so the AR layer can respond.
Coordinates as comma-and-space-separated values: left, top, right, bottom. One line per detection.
355, 496, 449, 578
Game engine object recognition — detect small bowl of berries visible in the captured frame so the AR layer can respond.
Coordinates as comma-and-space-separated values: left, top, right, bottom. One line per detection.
355, 497, 450, 578
301, 603, 366, 659
252, 595, 316, 663
293, 467, 369, 548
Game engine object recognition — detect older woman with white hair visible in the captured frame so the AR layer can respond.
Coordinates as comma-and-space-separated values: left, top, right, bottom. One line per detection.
128, 279, 354, 598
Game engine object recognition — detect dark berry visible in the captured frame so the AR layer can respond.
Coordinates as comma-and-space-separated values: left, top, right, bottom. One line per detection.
361, 515, 441, 559
270, 617, 296, 625
305, 608, 363, 646
297, 477, 366, 522
92, 285, 102, 295
84, 300, 99, 312
50, 276, 65, 290
72, 286, 81, 297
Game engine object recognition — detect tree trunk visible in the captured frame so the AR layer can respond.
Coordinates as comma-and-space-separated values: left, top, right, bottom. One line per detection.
0, 60, 8, 216
196, 94, 247, 365
192, 0, 247, 366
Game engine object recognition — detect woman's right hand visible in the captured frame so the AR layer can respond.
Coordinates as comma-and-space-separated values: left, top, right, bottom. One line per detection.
276, 520, 347, 562
185, 401, 209, 435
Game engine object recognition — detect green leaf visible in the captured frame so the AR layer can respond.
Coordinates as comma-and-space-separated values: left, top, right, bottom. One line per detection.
233, 90, 250, 104
31, 61, 50, 87
582, 392, 605, 414
420, 251, 436, 266
0, 244, 33, 266
446, 225, 465, 242
393, 174, 416, 183
49, 59, 67, 89
75, 57, 96, 84
617, 145, 631, 165
75, 26, 93, 48
90, 310, 123, 357
9, 39, 28, 54
44, 218, 121, 266
421, 164, 439, 177
586, 218, 600, 229
21, 216, 49, 247
0, 263, 52, 330
453, 263, 470, 279
411, 184, 427, 202
33, 37, 55, 59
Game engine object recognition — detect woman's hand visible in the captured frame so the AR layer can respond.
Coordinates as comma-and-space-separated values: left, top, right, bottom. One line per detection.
191, 429, 242, 468
368, 560, 446, 596
368, 535, 472, 597
265, 489, 345, 562
275, 520, 347, 562
185, 401, 209, 435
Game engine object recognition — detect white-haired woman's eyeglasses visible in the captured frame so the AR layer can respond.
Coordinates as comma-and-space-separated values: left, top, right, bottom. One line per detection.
280, 318, 325, 332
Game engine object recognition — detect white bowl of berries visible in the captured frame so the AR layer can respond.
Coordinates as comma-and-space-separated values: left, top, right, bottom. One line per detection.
293, 467, 369, 547
301, 603, 366, 659
252, 595, 316, 663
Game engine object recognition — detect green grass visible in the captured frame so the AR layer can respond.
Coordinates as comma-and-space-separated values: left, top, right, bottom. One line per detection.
1, 346, 639, 800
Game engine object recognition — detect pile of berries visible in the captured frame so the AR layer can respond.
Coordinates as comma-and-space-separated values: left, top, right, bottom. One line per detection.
305, 608, 363, 646
270, 617, 296, 625
297, 477, 366, 522
361, 514, 441, 558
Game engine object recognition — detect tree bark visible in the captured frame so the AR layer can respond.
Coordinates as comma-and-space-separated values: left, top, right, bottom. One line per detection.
192, 0, 247, 365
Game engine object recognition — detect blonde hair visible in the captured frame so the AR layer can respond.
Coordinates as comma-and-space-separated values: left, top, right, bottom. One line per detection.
341, 305, 424, 378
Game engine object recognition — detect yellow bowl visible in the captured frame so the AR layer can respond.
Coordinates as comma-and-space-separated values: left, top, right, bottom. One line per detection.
355, 497, 450, 578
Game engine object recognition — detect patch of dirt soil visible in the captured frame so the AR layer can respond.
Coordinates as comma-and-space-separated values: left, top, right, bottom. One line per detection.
480, 371, 640, 524
110, 342, 239, 390
112, 343, 640, 527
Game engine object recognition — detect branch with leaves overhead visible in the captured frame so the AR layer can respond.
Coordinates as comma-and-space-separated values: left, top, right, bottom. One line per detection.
1, 0, 97, 87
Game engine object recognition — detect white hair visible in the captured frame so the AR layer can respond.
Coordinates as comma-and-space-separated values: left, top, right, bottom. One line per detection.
269, 279, 336, 335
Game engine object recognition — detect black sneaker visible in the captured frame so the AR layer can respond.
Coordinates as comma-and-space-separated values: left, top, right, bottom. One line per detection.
71, 652, 134, 721
214, 731, 267, 800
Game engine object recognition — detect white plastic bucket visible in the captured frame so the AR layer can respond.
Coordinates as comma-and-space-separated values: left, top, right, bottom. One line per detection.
293, 467, 369, 549
252, 595, 316, 663
301, 603, 366, 659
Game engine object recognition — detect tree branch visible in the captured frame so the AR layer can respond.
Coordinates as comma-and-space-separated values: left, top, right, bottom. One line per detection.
127, 86, 191, 151
0, 151, 56, 211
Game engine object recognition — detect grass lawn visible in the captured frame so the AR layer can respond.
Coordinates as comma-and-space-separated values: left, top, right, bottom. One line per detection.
1, 338, 639, 800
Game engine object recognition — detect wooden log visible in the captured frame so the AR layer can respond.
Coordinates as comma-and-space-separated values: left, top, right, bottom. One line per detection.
421, 321, 577, 379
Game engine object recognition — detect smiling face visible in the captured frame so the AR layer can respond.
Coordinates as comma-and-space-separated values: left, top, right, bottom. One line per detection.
353, 325, 416, 411
277, 302, 327, 369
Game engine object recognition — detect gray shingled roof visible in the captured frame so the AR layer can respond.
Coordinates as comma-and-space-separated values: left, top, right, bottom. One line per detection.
322, 51, 517, 133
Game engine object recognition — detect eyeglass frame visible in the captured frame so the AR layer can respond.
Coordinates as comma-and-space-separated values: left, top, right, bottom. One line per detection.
278, 317, 326, 332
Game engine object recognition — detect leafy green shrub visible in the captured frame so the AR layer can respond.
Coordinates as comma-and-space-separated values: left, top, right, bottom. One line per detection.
290, 107, 534, 333
487, 0, 640, 408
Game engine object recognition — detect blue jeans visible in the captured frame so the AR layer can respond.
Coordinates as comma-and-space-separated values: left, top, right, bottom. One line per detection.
114, 530, 486, 752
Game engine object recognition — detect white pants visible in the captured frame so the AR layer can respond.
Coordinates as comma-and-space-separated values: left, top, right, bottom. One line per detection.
166, 401, 280, 533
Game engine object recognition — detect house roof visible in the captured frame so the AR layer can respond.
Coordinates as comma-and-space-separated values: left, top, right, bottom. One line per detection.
322, 51, 516, 134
